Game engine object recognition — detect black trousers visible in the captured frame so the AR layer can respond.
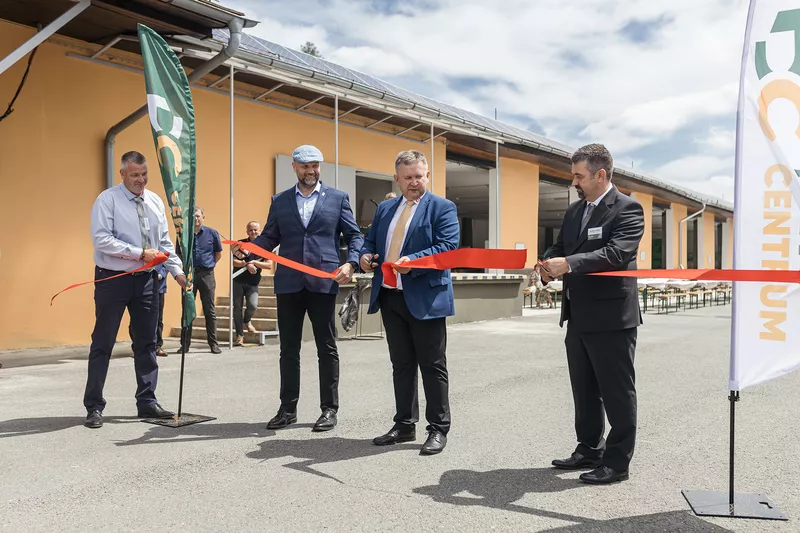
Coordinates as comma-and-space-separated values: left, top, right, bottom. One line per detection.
276, 289, 339, 412
84, 268, 160, 412
565, 325, 637, 471
379, 289, 450, 435
130, 291, 165, 350
184, 267, 217, 348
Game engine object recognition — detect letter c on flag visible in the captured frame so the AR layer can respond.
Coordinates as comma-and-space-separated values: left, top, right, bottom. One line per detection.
758, 79, 800, 141
157, 135, 182, 176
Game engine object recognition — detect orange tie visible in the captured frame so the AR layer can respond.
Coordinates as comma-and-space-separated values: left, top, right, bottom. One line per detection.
385, 201, 414, 284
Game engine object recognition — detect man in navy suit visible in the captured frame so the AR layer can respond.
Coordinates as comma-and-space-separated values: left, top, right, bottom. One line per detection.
360, 150, 459, 455
245, 145, 363, 432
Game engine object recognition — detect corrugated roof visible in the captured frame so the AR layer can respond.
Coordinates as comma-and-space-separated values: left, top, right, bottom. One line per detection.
212, 28, 733, 212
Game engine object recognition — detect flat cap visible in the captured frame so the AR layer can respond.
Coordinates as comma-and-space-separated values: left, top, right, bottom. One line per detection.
292, 145, 324, 164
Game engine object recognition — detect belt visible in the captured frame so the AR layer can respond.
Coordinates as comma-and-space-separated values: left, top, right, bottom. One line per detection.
96, 266, 154, 277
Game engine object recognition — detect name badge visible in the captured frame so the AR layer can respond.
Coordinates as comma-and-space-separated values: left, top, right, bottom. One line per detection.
587, 227, 602, 240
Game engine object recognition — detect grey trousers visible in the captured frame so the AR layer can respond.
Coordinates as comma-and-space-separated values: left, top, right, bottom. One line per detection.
233, 282, 259, 336
183, 268, 217, 349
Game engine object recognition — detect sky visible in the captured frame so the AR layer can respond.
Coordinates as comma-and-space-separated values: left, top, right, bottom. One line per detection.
221, 0, 751, 203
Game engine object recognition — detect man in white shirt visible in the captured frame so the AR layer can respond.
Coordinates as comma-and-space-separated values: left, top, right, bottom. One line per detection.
84, 151, 187, 429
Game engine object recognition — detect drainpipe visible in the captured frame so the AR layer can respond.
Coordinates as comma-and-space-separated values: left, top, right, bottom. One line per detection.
104, 17, 245, 188
678, 203, 706, 269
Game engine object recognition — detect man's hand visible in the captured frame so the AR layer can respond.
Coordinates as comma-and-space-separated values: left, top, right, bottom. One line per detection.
540, 267, 553, 283
542, 257, 570, 278
393, 256, 412, 275
335, 262, 355, 284
360, 253, 379, 273
175, 274, 188, 289
142, 249, 159, 262
230, 243, 242, 254
246, 263, 258, 274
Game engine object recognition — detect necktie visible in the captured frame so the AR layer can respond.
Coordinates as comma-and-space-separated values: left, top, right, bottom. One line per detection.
386, 200, 414, 265
580, 203, 595, 233
133, 196, 152, 250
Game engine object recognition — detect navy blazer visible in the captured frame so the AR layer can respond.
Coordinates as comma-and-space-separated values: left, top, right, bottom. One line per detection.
252, 182, 364, 295
360, 193, 460, 320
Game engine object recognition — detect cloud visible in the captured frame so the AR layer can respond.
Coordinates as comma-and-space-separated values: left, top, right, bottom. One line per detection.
224, 0, 751, 202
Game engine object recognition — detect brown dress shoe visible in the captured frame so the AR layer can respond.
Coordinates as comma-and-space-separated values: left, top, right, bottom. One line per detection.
156, 347, 167, 357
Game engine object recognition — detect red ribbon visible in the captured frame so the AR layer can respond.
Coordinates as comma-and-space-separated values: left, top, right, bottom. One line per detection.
225, 241, 528, 284
50, 252, 170, 306
592, 268, 800, 283
224, 240, 339, 279
381, 248, 528, 286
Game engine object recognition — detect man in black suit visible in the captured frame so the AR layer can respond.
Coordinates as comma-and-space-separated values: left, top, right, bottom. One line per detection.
542, 143, 644, 484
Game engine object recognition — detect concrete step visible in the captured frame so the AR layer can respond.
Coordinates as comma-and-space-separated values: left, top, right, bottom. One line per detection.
260, 275, 274, 286
258, 285, 275, 296
169, 327, 278, 345
217, 295, 276, 307
216, 304, 277, 319
195, 316, 277, 331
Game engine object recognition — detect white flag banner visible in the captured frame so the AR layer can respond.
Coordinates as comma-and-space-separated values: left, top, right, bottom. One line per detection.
731, 1, 800, 390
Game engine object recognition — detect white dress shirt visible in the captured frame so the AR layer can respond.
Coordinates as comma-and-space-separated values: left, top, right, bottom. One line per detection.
382, 193, 425, 290
90, 183, 183, 277
296, 181, 322, 227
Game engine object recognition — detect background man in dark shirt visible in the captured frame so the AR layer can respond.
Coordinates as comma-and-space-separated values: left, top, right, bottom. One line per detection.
232, 221, 272, 346
181, 206, 222, 354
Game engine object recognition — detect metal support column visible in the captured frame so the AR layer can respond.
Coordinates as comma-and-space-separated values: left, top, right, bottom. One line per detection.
0, 0, 90, 76
430, 124, 435, 192
335, 95, 339, 189
229, 66, 235, 350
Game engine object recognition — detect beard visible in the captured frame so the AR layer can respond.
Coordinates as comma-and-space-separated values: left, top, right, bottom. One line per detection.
575, 187, 585, 200
300, 173, 319, 187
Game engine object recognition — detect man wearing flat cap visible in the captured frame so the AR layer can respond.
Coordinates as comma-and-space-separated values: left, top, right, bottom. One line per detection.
245, 145, 363, 432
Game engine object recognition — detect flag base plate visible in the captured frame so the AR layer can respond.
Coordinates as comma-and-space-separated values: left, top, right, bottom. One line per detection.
141, 413, 216, 428
682, 490, 788, 520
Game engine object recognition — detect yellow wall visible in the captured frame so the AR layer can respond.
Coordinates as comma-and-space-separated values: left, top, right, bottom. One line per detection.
499, 157, 539, 267
631, 192, 653, 269
668, 203, 688, 269
701, 212, 716, 268
0, 21, 444, 349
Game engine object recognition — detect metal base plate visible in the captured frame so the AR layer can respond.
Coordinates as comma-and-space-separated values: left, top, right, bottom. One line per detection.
683, 490, 788, 520
141, 413, 216, 428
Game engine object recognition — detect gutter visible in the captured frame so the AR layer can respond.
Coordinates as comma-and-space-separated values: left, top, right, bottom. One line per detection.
103, 14, 253, 188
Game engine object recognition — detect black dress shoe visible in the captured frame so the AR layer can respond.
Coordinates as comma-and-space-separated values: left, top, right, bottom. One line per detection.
312, 408, 337, 432
85, 410, 103, 429
210, 345, 222, 354
551, 452, 602, 470
579, 465, 629, 484
266, 410, 297, 430
137, 403, 175, 419
373, 427, 416, 446
421, 431, 447, 455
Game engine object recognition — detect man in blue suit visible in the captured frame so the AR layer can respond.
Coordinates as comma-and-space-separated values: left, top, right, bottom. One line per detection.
360, 150, 459, 455
246, 145, 363, 432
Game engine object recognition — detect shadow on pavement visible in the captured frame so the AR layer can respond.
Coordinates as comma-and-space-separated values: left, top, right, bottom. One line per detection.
415, 467, 733, 532
246, 436, 418, 484
0, 416, 139, 438
114, 422, 276, 446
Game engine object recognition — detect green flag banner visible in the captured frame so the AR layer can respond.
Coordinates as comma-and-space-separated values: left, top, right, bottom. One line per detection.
138, 24, 197, 327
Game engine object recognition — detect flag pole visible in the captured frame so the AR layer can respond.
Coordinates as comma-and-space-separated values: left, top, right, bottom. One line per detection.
177, 287, 187, 417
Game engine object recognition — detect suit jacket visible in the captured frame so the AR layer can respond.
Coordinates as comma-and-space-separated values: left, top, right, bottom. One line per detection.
545, 186, 644, 332
361, 193, 460, 320
252, 182, 363, 295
